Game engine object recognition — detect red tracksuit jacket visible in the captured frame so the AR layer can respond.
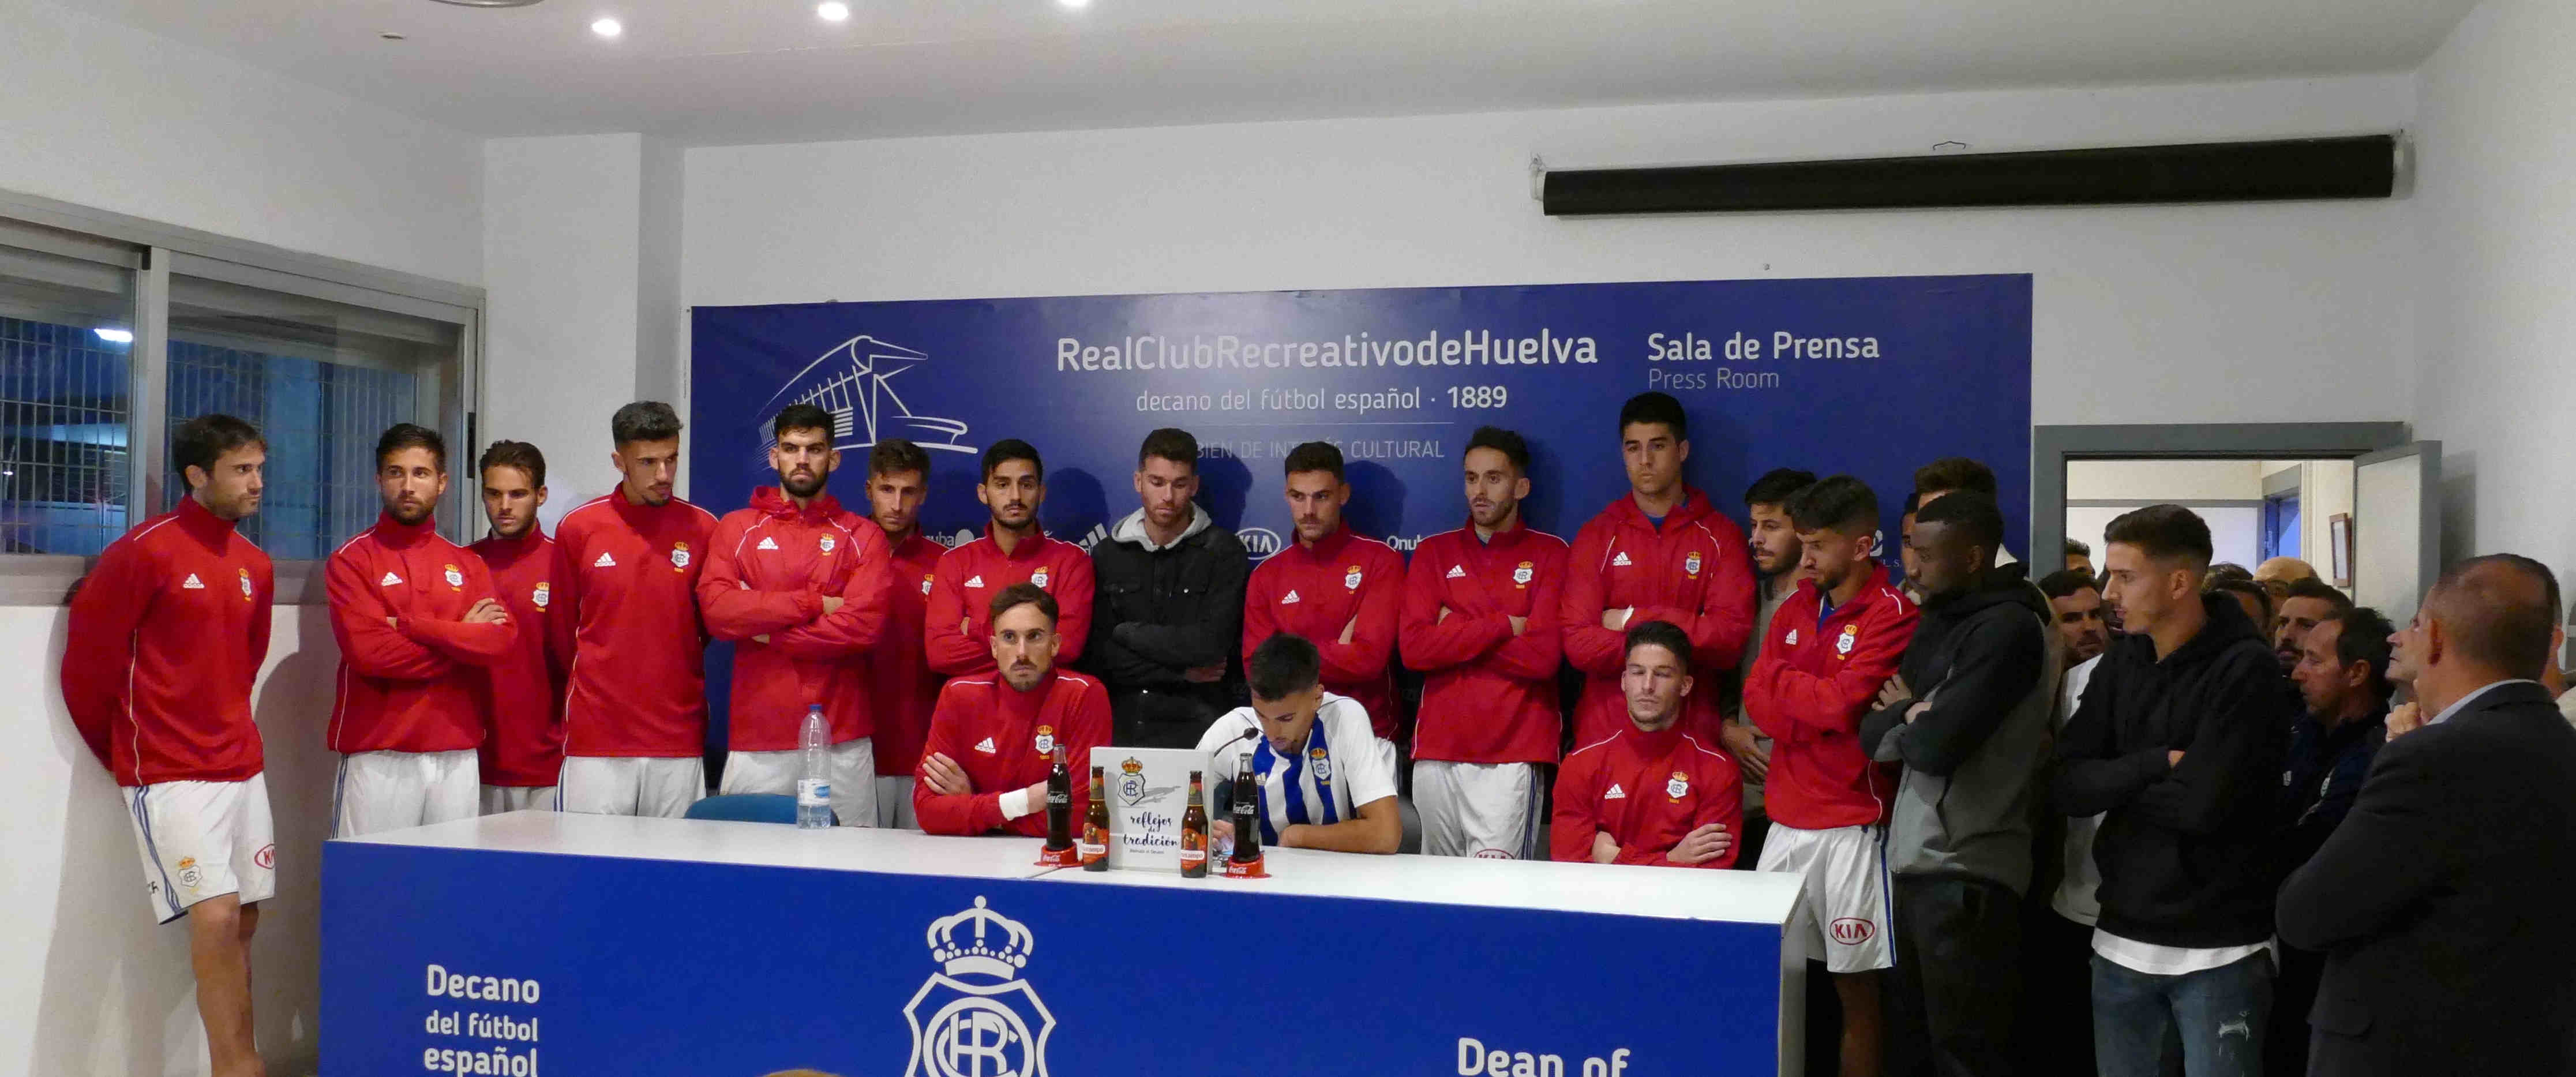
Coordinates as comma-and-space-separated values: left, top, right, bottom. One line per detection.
913, 669, 1110, 837
468, 530, 573, 787
1241, 524, 1405, 738
1743, 562, 1918, 831
1561, 490, 1758, 746
555, 493, 719, 757
1399, 519, 1570, 765
62, 497, 273, 787
871, 531, 946, 776
925, 526, 1094, 678
1550, 723, 1745, 868
325, 513, 512, 755
698, 488, 893, 751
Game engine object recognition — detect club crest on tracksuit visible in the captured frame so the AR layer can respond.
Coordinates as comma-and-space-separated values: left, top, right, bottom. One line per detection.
1031, 568, 1050, 589
238, 568, 253, 599
820, 534, 836, 553
1684, 552, 1703, 577
921, 574, 935, 596
444, 564, 464, 589
1345, 565, 1363, 590
1836, 624, 1858, 656
1513, 561, 1534, 587
1667, 771, 1690, 799
1033, 725, 1054, 755
670, 543, 691, 571
533, 582, 551, 609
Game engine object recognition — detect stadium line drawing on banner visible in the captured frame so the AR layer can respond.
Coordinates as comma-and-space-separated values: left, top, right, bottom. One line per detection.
755, 333, 980, 461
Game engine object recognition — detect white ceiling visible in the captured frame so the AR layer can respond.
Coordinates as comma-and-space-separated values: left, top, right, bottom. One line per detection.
57, 0, 2477, 145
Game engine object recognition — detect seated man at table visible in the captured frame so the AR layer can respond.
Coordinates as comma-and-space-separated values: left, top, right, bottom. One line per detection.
914, 583, 1110, 836
1551, 620, 1743, 868
1198, 633, 1403, 854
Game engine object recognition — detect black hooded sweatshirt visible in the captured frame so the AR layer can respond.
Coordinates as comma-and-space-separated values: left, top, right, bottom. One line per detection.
2052, 592, 2296, 950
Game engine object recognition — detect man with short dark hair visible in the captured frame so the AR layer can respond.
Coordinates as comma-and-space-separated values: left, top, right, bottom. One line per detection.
555, 401, 721, 818
699, 404, 893, 827
1197, 633, 1402, 854
1725, 468, 1814, 871
2053, 504, 2292, 1077
2066, 538, 2094, 576
1745, 475, 1919, 1077
2272, 577, 2355, 674
1562, 392, 1756, 748
1552, 620, 1743, 869
2281, 555, 2576, 1076
925, 439, 1094, 678
469, 440, 574, 814
2041, 568, 2111, 669
864, 439, 943, 828
64, 413, 273, 1077
2271, 605, 2394, 1077
325, 423, 512, 837
1862, 490, 2058, 1076
1914, 456, 2017, 565
2209, 574, 2275, 638
913, 584, 1111, 836
1401, 426, 1568, 860
2027, 566, 2115, 1076
1241, 441, 1404, 738
1090, 427, 1248, 748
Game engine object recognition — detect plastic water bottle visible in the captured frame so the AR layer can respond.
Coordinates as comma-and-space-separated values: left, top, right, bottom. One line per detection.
796, 705, 833, 830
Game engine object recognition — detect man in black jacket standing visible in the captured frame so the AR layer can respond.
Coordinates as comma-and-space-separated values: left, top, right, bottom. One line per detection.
1089, 427, 1248, 748
2053, 505, 2293, 1077
2279, 555, 2576, 1077
1862, 490, 2058, 1076
2267, 603, 2393, 1077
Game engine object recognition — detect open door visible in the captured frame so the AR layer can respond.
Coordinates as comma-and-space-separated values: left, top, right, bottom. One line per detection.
2352, 441, 2441, 625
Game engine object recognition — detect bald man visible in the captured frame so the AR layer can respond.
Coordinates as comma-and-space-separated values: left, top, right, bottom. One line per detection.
2280, 554, 2576, 1077
2256, 556, 2319, 590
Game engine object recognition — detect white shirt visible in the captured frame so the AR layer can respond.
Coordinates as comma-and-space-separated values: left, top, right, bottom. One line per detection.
2051, 655, 2105, 926
1195, 693, 1398, 836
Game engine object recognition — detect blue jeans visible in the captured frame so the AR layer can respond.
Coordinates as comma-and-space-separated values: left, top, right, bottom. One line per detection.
2090, 951, 2271, 1077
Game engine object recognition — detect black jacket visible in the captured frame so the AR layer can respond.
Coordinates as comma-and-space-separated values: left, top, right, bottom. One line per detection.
1861, 564, 2057, 892
2051, 593, 2295, 948
2275, 704, 2386, 876
2279, 681, 2576, 1077
1086, 505, 1248, 728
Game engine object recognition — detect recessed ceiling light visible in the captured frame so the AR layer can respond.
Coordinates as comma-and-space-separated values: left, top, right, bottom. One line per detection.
590, 16, 622, 37
1058, 0, 1088, 8
817, 1, 850, 21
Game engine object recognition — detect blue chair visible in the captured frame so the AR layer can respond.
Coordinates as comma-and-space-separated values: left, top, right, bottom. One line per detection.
684, 794, 831, 826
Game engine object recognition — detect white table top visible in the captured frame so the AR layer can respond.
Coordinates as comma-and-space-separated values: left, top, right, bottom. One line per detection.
340, 813, 1801, 925
1038, 846, 1802, 925
336, 810, 1059, 880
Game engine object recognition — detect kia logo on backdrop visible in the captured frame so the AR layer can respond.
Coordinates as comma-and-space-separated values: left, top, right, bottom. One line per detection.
1236, 527, 1282, 562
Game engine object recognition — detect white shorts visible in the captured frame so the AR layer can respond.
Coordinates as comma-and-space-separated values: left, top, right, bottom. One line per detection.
480, 785, 557, 815
719, 739, 878, 827
557, 755, 705, 819
1757, 822, 1895, 973
875, 775, 918, 830
124, 774, 276, 925
332, 749, 480, 838
1412, 760, 1543, 860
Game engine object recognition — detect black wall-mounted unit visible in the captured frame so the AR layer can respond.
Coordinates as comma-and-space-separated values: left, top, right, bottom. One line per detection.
1540, 134, 2399, 216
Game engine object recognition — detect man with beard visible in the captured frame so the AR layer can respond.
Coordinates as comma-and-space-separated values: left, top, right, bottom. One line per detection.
914, 584, 1111, 836
1862, 491, 2058, 1076
1240, 441, 1405, 738
1724, 467, 1816, 870
864, 439, 943, 827
1561, 392, 1756, 748
2026, 568, 2116, 1075
1401, 426, 1569, 860
1198, 633, 1403, 854
468, 440, 574, 814
325, 422, 512, 837
2043, 569, 2112, 670
1551, 620, 1743, 868
2271, 578, 2354, 675
555, 401, 721, 819
925, 440, 1094, 678
1088, 427, 1248, 748
699, 404, 894, 826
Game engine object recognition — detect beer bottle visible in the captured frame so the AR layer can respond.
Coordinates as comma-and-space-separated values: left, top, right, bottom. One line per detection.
1081, 764, 1111, 871
1180, 770, 1209, 878
1229, 752, 1262, 864
1043, 743, 1073, 853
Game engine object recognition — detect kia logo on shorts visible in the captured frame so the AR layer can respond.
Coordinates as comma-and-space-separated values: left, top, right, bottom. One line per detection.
1237, 527, 1283, 562
253, 844, 276, 870
1829, 917, 1874, 945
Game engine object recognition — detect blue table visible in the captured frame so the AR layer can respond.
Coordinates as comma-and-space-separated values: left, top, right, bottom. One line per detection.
323, 812, 1803, 1076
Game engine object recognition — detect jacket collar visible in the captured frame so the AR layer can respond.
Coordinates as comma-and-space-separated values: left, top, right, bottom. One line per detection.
1602, 487, 1711, 532
984, 521, 1051, 561
1109, 502, 1212, 551
477, 527, 546, 556
1289, 523, 1359, 563
175, 494, 242, 545
1464, 514, 1535, 550
371, 509, 438, 547
1623, 720, 1688, 757
751, 486, 844, 522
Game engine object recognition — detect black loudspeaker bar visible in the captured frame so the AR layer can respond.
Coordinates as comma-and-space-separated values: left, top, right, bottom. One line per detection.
1541, 134, 2398, 216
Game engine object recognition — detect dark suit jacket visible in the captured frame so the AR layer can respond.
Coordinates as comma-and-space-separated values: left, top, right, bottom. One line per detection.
2277, 680, 2576, 1077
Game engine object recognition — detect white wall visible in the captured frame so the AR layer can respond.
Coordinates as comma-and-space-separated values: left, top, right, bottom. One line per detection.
2, 607, 340, 1077
0, 0, 483, 284
2411, 0, 2576, 579
682, 75, 2419, 428
2067, 460, 2266, 501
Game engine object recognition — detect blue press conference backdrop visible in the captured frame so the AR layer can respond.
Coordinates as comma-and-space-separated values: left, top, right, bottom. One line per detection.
691, 275, 2030, 745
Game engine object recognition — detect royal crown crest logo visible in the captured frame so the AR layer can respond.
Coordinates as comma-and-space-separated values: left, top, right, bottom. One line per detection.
238, 568, 253, 599
1513, 561, 1535, 587
1309, 746, 1332, 783
904, 896, 1053, 1077
670, 542, 691, 571
1667, 771, 1690, 799
1344, 565, 1363, 590
533, 582, 551, 609
1030, 568, 1050, 589
1032, 725, 1055, 755
1684, 552, 1703, 577
444, 564, 464, 589
1836, 623, 1859, 656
